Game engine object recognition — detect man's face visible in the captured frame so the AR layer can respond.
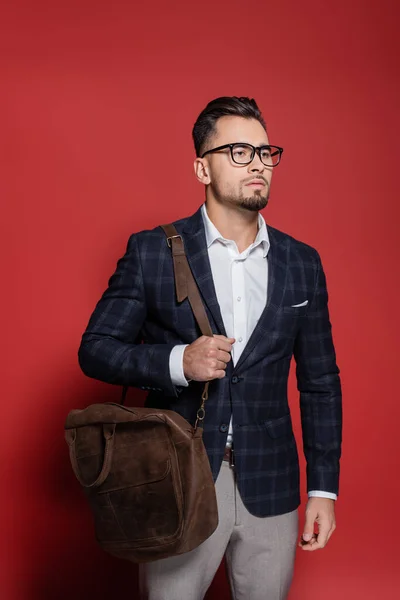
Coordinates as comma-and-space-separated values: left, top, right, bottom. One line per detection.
196, 116, 273, 212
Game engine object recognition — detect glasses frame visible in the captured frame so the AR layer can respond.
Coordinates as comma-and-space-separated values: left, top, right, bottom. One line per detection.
200, 143, 284, 167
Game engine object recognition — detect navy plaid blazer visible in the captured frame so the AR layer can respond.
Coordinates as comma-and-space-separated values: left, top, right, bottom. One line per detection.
78, 206, 342, 517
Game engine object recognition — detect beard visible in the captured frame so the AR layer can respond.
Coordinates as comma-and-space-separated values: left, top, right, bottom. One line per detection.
212, 182, 270, 212
238, 188, 269, 212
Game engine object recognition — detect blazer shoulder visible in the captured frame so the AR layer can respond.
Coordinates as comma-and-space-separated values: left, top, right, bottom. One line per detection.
267, 224, 321, 264
125, 214, 192, 248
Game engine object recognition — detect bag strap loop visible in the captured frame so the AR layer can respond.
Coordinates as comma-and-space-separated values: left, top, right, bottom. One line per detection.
65, 424, 116, 488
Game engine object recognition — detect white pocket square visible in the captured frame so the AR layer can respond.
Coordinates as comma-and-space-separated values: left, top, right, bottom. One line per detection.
291, 300, 308, 308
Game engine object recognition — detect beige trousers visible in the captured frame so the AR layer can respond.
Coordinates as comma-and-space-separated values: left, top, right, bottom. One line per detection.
139, 461, 299, 600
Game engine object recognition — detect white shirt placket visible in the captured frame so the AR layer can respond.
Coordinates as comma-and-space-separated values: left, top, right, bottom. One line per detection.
227, 245, 248, 445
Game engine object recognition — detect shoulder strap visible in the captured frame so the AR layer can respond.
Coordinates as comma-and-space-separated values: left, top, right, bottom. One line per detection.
160, 224, 213, 338
121, 224, 212, 426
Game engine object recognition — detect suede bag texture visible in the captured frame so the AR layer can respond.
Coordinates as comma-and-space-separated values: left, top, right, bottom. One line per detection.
64, 223, 218, 562
64, 403, 218, 562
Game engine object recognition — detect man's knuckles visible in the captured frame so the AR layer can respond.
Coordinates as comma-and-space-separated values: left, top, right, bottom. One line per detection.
206, 348, 218, 358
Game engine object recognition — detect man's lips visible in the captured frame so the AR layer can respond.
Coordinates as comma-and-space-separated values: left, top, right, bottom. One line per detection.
245, 179, 266, 187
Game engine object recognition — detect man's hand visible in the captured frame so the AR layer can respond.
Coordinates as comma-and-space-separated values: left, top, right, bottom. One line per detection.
183, 335, 235, 382
299, 497, 336, 551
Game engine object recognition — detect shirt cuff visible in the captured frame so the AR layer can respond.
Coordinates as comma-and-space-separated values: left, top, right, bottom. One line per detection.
308, 490, 337, 500
169, 344, 190, 387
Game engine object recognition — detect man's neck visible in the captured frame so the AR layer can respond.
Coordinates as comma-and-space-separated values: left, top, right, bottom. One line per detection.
204, 199, 260, 253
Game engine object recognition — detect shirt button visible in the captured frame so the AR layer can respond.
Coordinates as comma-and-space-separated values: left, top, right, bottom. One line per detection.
237, 296, 241, 302
238, 337, 243, 342
219, 424, 229, 432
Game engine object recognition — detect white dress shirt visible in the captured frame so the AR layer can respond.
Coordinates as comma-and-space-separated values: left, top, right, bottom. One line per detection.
169, 202, 337, 501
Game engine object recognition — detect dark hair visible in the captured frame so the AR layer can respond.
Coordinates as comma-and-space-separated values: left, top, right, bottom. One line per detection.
192, 96, 267, 157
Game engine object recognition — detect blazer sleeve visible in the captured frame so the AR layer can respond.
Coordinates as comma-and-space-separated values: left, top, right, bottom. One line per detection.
78, 232, 180, 398
293, 250, 343, 496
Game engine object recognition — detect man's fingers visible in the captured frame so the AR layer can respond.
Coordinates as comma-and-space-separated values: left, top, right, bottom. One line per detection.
185, 336, 235, 381
214, 360, 229, 370
315, 520, 330, 548
301, 522, 335, 551
215, 370, 228, 379
326, 523, 336, 543
217, 350, 232, 364
299, 532, 317, 547
213, 335, 235, 352
302, 508, 316, 543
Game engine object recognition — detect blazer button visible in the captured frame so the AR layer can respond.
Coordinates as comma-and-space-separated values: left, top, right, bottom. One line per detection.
219, 424, 228, 432
231, 376, 239, 384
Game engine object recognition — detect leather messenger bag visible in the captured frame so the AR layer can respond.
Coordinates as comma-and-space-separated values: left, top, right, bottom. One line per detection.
64, 224, 218, 563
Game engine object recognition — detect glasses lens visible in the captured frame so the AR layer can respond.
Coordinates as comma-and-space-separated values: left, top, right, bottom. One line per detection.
260, 146, 281, 167
231, 144, 254, 164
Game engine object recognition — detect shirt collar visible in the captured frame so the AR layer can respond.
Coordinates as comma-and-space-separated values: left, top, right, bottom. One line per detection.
200, 202, 270, 258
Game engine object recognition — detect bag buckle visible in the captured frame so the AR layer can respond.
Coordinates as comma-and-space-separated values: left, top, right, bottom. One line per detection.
166, 234, 182, 248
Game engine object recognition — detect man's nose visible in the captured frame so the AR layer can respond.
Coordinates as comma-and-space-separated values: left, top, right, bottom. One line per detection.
248, 151, 265, 172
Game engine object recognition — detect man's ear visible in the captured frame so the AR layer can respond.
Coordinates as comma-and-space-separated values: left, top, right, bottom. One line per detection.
194, 158, 211, 185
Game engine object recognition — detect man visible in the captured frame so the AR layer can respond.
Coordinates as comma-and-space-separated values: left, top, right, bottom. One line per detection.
78, 96, 342, 600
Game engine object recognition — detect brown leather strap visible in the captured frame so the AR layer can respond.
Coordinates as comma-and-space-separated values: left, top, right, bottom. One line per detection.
160, 224, 213, 427
121, 224, 213, 422
65, 424, 116, 487
160, 224, 213, 338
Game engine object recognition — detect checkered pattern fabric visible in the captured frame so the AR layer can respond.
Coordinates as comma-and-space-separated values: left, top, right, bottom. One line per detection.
78, 206, 342, 517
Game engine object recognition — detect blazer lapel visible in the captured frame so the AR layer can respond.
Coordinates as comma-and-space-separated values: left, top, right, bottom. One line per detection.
233, 229, 289, 374
180, 207, 227, 337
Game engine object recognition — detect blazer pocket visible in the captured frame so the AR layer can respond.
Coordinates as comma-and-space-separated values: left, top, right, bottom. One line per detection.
264, 414, 293, 439
280, 303, 308, 316
291, 300, 308, 308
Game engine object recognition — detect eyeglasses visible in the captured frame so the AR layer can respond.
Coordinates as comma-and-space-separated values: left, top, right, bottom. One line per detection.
200, 143, 284, 167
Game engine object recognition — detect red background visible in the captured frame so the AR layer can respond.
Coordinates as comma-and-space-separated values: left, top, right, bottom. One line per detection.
2, 1, 399, 598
